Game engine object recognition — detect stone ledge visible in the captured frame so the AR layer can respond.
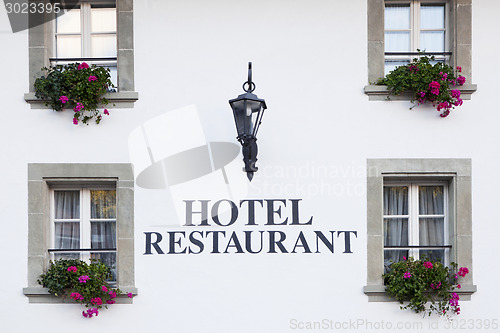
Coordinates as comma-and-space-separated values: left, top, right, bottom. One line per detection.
363, 284, 477, 302
23, 286, 138, 304
24, 91, 139, 109
364, 84, 477, 101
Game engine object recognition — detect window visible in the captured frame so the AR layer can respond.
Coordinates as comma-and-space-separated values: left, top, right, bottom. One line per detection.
366, 0, 475, 100
384, 2, 447, 74
24, 163, 136, 303
25, 0, 138, 107
364, 159, 476, 301
54, 3, 118, 88
51, 188, 118, 281
383, 182, 449, 272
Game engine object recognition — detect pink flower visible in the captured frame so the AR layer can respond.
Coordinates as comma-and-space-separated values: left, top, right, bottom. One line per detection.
454, 98, 463, 107
458, 267, 469, 277
430, 282, 441, 290
59, 96, 69, 104
88, 75, 97, 82
403, 271, 412, 279
106, 299, 116, 304
457, 66, 462, 73
429, 81, 441, 89
73, 102, 84, 112
77, 62, 89, 70
127, 292, 134, 298
403, 256, 406, 260
70, 292, 84, 300
457, 76, 466, 85
91, 297, 103, 306
109, 290, 117, 298
82, 308, 99, 318
440, 110, 450, 118
457, 284, 461, 289
104, 109, 109, 115
73, 118, 79, 125
101, 285, 108, 292
449, 292, 460, 307
423, 261, 433, 269
78, 275, 90, 283
67, 266, 77, 272
451, 89, 461, 99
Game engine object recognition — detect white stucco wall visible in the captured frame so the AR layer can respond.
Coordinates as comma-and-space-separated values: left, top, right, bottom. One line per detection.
0, 0, 499, 332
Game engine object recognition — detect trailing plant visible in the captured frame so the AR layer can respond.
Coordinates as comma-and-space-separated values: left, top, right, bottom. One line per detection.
383, 256, 469, 317
38, 259, 134, 318
376, 54, 466, 117
34, 62, 113, 125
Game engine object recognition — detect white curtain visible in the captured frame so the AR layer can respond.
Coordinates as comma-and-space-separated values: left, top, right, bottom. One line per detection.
384, 5, 411, 75
420, 5, 445, 52
54, 191, 80, 259
384, 185, 446, 271
384, 186, 409, 272
419, 186, 445, 262
90, 190, 117, 280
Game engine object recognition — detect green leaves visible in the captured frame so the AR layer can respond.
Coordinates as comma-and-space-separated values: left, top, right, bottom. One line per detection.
377, 54, 465, 117
383, 256, 463, 316
34, 62, 114, 125
38, 258, 123, 318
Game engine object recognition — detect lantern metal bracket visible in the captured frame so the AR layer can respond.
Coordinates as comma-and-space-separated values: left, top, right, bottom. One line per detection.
229, 62, 267, 181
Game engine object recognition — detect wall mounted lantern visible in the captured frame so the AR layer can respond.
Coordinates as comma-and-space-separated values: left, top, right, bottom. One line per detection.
229, 62, 267, 181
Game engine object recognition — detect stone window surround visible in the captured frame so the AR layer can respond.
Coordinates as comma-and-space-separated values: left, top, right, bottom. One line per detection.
23, 163, 137, 303
364, 158, 476, 302
25, 0, 138, 108
365, 0, 476, 101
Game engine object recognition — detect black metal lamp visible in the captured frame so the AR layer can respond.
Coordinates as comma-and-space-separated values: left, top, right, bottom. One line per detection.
229, 62, 267, 181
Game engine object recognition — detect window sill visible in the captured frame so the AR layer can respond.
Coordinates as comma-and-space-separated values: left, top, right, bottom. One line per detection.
364, 84, 477, 101
363, 284, 477, 302
24, 91, 139, 109
23, 286, 138, 304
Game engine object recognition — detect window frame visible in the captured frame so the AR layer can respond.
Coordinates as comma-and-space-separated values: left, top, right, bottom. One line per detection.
24, 163, 136, 303
383, 181, 450, 269
366, 0, 476, 101
384, 1, 449, 75
364, 158, 476, 302
50, 187, 118, 281
25, 0, 138, 108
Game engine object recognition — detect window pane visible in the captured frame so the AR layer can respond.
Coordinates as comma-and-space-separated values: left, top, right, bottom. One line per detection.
54, 222, 80, 249
421, 5, 445, 29
419, 218, 444, 245
56, 35, 82, 58
384, 186, 408, 215
91, 8, 116, 33
54, 191, 80, 219
420, 31, 445, 52
385, 32, 410, 52
91, 222, 116, 248
56, 9, 81, 33
385, 5, 410, 30
419, 186, 444, 215
91, 190, 116, 219
419, 249, 445, 263
384, 218, 409, 246
91, 35, 117, 58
